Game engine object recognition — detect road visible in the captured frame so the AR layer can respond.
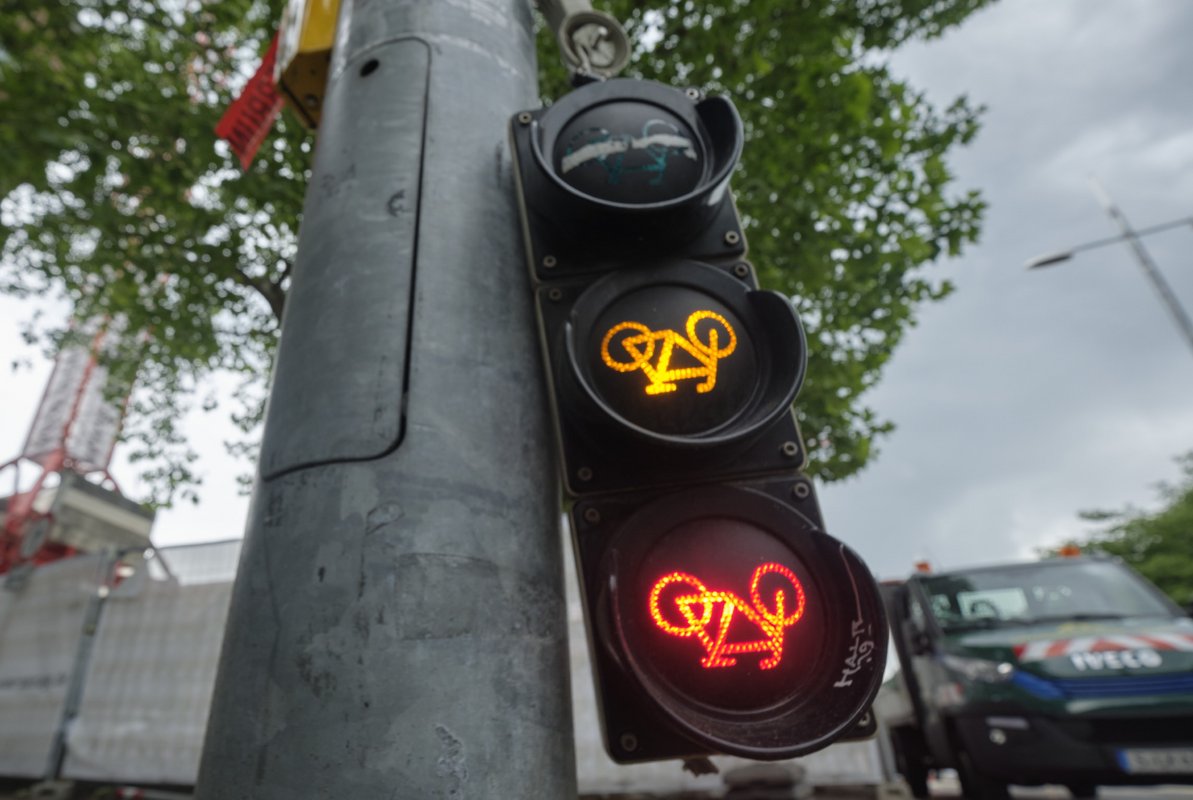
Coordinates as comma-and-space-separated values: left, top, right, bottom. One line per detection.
919, 776, 1193, 799
807, 775, 1193, 800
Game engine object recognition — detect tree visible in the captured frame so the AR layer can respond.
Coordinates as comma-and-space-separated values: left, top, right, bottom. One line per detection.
2, 0, 300, 503
1068, 454, 1193, 606
541, 0, 988, 480
2, 0, 989, 503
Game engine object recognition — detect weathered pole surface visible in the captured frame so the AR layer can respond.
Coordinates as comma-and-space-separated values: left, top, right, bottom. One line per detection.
195, 0, 576, 796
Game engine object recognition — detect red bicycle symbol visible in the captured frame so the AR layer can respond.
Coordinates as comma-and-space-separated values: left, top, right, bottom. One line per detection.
648, 563, 806, 670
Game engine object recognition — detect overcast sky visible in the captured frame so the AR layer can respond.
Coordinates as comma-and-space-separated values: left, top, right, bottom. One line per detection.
818, 0, 1193, 579
2, 0, 1192, 583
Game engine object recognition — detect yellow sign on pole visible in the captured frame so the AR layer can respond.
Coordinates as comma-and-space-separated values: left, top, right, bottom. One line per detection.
275, 0, 340, 129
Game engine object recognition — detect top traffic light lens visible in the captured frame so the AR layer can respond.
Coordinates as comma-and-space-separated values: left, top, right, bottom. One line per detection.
510, 79, 746, 279
553, 101, 704, 205
531, 80, 739, 215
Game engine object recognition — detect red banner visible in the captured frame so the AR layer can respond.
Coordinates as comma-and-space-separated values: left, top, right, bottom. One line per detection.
215, 35, 284, 170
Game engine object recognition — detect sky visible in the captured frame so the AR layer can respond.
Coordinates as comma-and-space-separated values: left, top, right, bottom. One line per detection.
817, 0, 1193, 578
2, 0, 1193, 583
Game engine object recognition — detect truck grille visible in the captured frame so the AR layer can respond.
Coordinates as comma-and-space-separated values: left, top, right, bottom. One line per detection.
1054, 716, 1193, 746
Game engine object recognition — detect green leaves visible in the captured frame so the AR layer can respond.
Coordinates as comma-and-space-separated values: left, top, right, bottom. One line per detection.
1, 0, 302, 505
1072, 453, 1193, 606
4, 0, 991, 502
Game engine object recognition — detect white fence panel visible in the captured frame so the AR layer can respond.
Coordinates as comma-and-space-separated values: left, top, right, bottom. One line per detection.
2, 535, 883, 794
0, 556, 104, 778
61, 547, 235, 785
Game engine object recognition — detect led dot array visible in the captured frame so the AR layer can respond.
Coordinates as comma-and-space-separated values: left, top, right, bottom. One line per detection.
647, 562, 806, 670
600, 311, 738, 395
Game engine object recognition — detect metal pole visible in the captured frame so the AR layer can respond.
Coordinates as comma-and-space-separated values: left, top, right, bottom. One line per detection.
45, 553, 117, 780
195, 0, 576, 796
1088, 178, 1193, 358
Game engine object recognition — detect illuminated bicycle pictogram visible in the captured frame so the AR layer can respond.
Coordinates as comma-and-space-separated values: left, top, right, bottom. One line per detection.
600, 310, 737, 396
648, 562, 806, 670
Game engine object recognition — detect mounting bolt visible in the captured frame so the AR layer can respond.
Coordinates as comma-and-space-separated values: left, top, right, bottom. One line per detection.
547, 288, 563, 302
792, 481, 811, 499
732, 262, 750, 279
619, 732, 639, 752
542, 254, 558, 269
577, 466, 593, 482
517, 111, 533, 125
684, 87, 700, 100
583, 506, 600, 524
724, 231, 741, 246
780, 441, 800, 458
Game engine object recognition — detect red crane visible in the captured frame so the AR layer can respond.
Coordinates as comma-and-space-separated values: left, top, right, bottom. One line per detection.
1, 325, 132, 574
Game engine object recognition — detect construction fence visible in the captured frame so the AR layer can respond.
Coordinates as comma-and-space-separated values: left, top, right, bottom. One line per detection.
0, 539, 891, 794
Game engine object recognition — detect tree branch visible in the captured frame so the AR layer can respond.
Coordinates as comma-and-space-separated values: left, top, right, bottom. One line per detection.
232, 268, 286, 321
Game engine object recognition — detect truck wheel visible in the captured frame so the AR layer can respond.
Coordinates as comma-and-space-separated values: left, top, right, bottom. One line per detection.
1065, 783, 1097, 798
955, 747, 1009, 800
902, 766, 930, 799
891, 729, 930, 799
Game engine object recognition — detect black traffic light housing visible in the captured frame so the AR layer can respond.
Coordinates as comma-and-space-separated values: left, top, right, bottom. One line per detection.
512, 78, 746, 279
572, 476, 886, 762
513, 79, 809, 495
510, 77, 887, 764
538, 259, 807, 494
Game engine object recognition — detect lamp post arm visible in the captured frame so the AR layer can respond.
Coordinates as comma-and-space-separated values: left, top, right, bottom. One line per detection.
1068, 217, 1193, 256
1025, 216, 1193, 270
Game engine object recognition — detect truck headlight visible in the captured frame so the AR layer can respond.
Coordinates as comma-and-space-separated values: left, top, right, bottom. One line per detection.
941, 654, 1015, 683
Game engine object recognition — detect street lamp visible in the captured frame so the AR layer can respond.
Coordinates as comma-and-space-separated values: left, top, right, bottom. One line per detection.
1025, 179, 1193, 357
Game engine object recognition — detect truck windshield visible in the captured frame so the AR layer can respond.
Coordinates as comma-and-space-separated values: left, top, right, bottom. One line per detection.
920, 560, 1175, 632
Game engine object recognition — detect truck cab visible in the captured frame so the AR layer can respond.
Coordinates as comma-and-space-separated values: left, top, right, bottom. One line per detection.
883, 555, 1193, 799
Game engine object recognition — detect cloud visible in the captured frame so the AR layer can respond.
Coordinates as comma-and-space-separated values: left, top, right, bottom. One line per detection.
822, 0, 1193, 582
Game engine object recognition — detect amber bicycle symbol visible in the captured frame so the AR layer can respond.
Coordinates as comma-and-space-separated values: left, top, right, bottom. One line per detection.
648, 563, 806, 670
600, 311, 737, 396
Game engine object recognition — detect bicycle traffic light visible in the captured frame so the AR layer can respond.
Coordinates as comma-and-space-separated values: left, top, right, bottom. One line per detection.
510, 78, 886, 763
571, 477, 885, 761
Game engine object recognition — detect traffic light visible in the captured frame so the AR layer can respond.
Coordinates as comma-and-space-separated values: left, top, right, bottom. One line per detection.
510, 78, 886, 763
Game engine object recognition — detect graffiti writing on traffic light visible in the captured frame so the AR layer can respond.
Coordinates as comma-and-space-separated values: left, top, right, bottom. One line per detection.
648, 562, 806, 670
559, 120, 698, 187
600, 311, 738, 396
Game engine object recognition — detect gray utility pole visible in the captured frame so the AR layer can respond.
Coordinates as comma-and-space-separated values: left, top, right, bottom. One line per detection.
195, 0, 576, 797
1088, 178, 1193, 358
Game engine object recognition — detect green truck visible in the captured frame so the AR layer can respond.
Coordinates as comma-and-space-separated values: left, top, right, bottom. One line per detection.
881, 555, 1193, 799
